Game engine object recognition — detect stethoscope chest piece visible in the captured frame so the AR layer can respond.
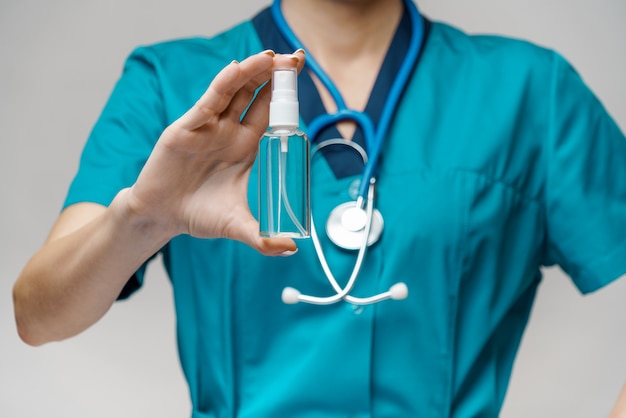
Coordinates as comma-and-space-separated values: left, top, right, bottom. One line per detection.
326, 202, 384, 250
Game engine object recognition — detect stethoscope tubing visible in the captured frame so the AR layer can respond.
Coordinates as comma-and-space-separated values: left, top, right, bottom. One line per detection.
288, 179, 375, 305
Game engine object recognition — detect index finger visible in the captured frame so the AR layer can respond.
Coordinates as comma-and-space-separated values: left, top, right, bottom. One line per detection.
177, 50, 276, 130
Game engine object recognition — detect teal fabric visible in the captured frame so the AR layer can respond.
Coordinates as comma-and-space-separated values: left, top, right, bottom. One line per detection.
64, 19, 626, 418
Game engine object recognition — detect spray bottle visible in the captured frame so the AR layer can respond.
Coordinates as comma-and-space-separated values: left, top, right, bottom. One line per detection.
258, 67, 310, 238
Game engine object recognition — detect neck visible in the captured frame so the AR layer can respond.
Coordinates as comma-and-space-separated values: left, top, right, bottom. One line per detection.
280, 0, 403, 64
278, 0, 405, 139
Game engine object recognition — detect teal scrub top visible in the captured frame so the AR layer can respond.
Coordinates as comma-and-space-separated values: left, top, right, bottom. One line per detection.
64, 13, 626, 418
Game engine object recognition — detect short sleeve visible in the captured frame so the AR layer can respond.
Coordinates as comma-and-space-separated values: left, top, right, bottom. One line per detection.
64, 46, 166, 209
63, 47, 167, 298
544, 52, 626, 294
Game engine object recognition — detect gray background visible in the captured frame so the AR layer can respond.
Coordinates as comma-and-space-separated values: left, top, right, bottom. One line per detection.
1, 0, 625, 417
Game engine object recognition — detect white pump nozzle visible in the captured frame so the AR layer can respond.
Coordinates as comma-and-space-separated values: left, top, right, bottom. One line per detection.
269, 67, 299, 128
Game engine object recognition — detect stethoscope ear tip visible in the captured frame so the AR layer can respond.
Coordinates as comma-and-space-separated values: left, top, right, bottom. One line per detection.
389, 282, 409, 300
282, 287, 301, 304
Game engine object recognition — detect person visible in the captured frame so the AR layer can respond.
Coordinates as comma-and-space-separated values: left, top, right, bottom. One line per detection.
12, 0, 626, 416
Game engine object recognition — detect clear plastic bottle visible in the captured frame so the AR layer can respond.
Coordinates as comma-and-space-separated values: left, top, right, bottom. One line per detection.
259, 67, 310, 238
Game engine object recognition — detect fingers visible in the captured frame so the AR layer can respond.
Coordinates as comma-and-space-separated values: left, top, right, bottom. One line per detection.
222, 53, 285, 122
177, 50, 276, 130
177, 50, 307, 132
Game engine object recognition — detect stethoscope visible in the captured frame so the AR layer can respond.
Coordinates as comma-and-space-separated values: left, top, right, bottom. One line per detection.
272, 0, 425, 305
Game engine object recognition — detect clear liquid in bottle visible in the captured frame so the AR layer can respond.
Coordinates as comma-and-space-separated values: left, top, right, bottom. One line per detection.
258, 67, 310, 238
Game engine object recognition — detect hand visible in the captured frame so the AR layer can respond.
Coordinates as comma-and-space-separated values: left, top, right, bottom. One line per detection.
122, 49, 305, 255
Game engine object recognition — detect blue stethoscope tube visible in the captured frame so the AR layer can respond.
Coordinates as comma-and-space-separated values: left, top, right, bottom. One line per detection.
272, 0, 425, 305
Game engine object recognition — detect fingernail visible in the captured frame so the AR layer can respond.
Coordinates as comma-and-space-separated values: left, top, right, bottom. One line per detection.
293, 48, 305, 55
288, 55, 300, 64
230, 59, 239, 65
279, 249, 298, 257
261, 49, 275, 57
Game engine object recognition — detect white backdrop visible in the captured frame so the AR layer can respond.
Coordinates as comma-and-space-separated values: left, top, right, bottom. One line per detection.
1, 1, 625, 417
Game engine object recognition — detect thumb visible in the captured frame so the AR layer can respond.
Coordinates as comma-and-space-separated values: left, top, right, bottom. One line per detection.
228, 213, 298, 256
254, 236, 299, 257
